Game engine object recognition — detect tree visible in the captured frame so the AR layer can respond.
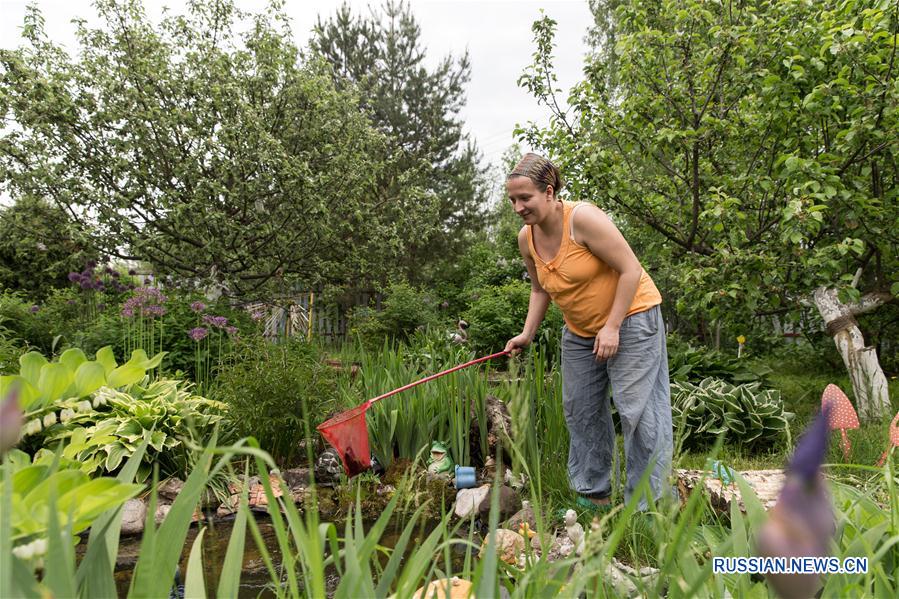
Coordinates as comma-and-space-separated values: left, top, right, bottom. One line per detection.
311, 1, 490, 282
0, 196, 97, 299
0, 0, 425, 299
520, 0, 897, 419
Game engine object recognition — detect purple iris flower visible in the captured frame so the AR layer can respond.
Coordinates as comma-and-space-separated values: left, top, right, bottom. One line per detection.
756, 405, 835, 599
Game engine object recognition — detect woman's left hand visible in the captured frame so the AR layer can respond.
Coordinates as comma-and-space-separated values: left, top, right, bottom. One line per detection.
593, 325, 620, 361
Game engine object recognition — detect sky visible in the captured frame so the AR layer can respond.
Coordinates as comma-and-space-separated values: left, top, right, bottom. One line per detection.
0, 0, 594, 173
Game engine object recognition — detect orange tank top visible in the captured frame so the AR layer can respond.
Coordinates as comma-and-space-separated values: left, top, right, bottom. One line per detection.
526, 201, 662, 337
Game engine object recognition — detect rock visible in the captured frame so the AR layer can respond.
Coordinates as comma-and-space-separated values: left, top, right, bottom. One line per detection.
479, 528, 526, 565
478, 485, 520, 520
157, 477, 184, 501
216, 494, 240, 518
412, 576, 474, 599
282, 467, 311, 489
154, 503, 202, 524
120, 499, 146, 535
454, 485, 490, 519
199, 488, 220, 510
504, 500, 536, 531
548, 534, 575, 560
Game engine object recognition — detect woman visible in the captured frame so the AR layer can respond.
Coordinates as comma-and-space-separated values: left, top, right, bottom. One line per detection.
503, 153, 672, 509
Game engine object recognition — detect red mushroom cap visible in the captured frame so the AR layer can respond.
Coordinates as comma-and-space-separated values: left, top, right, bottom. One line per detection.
821, 384, 859, 430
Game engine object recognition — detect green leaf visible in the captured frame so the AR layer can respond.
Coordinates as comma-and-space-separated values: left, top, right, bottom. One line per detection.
95, 347, 117, 376
107, 352, 148, 389
0, 376, 41, 410
38, 363, 74, 403
184, 527, 207, 598
18, 352, 48, 387
216, 483, 248, 599
74, 362, 107, 398
59, 348, 88, 373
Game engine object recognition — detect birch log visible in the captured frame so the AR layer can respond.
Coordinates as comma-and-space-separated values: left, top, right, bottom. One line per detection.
812, 287, 892, 421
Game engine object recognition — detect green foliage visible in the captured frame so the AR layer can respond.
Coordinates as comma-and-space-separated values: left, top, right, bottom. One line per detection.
312, 0, 489, 284
0, 0, 425, 296
1, 346, 164, 415
0, 292, 54, 356
347, 281, 442, 348
39, 380, 224, 482
212, 337, 337, 466
464, 281, 565, 356
521, 0, 898, 336
668, 337, 772, 385
0, 196, 98, 300
0, 449, 142, 543
672, 378, 793, 449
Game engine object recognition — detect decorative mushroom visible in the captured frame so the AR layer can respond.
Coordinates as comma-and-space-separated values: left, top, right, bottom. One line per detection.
821, 384, 859, 461
875, 411, 899, 468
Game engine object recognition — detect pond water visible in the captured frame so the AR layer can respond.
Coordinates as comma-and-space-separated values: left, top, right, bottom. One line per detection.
103, 512, 474, 598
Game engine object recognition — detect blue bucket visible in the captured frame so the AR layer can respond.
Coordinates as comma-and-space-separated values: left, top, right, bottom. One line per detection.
454, 465, 477, 489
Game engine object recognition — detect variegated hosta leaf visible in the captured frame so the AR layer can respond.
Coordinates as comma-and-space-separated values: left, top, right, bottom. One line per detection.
672, 377, 789, 449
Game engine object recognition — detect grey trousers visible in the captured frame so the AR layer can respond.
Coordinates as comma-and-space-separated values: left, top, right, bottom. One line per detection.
561, 305, 673, 509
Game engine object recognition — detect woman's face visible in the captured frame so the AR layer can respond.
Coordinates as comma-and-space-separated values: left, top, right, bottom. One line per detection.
506, 176, 554, 224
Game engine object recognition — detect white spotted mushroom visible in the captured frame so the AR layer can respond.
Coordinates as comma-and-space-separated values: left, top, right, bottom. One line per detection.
875, 411, 899, 467
821, 384, 859, 461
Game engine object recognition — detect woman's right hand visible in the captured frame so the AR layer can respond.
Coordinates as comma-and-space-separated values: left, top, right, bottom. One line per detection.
504, 333, 532, 356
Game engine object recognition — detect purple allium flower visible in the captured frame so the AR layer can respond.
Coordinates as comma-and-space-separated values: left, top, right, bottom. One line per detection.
66, 299, 76, 306
143, 305, 166, 317
67, 272, 80, 283
251, 310, 265, 321
225, 325, 238, 335
128, 269, 136, 276
121, 307, 134, 318
29, 305, 40, 313
203, 315, 228, 328
80, 281, 92, 290
189, 327, 208, 341
190, 301, 206, 313
756, 406, 834, 599
86, 260, 97, 269
111, 270, 120, 279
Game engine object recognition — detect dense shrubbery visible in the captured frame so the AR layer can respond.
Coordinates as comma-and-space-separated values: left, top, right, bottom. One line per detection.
347, 281, 443, 349
463, 281, 565, 358
212, 337, 338, 466
667, 335, 772, 385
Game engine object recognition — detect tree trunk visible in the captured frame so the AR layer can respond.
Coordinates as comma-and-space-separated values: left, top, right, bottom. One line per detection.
812, 287, 891, 421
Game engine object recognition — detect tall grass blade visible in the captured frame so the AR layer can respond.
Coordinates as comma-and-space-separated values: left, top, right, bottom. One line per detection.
184, 527, 206, 598
77, 437, 150, 597
44, 482, 76, 599
216, 478, 249, 599
129, 441, 216, 597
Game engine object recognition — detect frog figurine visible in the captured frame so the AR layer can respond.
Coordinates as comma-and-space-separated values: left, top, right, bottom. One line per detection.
426, 441, 454, 476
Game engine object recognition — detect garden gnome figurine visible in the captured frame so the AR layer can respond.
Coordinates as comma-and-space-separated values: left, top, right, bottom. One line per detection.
427, 441, 453, 476
821, 384, 859, 461
564, 509, 585, 556
756, 405, 835, 599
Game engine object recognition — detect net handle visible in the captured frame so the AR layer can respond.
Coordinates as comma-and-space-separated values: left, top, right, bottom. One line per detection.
365, 350, 510, 408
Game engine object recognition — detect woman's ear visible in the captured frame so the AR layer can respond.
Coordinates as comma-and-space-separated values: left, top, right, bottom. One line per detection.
545, 184, 555, 200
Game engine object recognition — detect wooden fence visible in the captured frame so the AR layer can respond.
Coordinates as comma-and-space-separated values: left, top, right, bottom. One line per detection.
255, 290, 381, 343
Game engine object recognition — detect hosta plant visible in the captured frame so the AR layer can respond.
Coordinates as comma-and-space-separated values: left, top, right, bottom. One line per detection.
41, 380, 225, 482
672, 377, 793, 449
